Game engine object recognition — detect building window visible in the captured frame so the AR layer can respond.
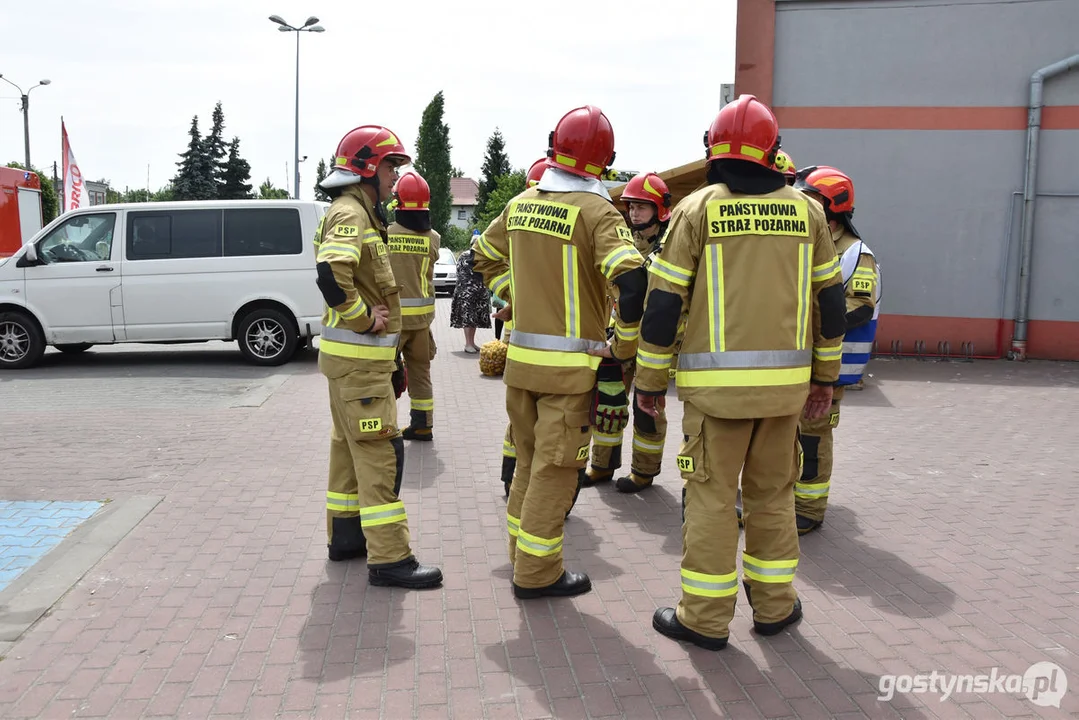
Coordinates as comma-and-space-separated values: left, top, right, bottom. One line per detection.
457, 209, 466, 220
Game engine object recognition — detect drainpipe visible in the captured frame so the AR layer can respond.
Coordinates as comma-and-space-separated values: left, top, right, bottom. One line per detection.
1011, 53, 1079, 361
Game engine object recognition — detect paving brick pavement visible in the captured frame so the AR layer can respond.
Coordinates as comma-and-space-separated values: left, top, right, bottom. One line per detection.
0, 298, 1076, 718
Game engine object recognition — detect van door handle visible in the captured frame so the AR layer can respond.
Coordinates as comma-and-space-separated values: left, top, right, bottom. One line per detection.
96, 265, 114, 272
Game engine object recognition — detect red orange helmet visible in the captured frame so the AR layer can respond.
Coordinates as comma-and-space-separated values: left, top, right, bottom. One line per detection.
546, 105, 616, 180
703, 94, 780, 169
621, 172, 672, 222
794, 166, 855, 214
526, 158, 547, 187
321, 125, 411, 189
773, 150, 797, 184
393, 171, 430, 211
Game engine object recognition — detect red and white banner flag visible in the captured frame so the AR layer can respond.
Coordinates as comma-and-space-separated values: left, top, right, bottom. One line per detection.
61, 118, 85, 213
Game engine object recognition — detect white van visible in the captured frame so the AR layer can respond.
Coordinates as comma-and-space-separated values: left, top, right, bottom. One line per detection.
0, 200, 328, 369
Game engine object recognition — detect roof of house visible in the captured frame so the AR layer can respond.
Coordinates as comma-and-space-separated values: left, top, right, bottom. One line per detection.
450, 178, 479, 207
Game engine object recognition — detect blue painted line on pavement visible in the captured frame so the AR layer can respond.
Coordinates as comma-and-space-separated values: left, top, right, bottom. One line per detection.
0, 501, 104, 592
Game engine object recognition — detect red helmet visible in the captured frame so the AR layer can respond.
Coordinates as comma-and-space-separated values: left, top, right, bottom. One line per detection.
794, 166, 855, 214
704, 94, 780, 168
321, 125, 411, 189
546, 105, 616, 179
621, 172, 672, 222
773, 150, 797, 182
393, 171, 430, 210
526, 158, 548, 187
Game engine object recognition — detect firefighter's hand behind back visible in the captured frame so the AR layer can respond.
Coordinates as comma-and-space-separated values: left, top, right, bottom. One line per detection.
803, 383, 834, 420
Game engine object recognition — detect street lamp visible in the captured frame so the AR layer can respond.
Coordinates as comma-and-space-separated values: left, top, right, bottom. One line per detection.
0, 74, 51, 170
268, 15, 325, 200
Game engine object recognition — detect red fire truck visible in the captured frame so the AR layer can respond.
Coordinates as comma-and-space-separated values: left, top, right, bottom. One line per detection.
0, 166, 44, 258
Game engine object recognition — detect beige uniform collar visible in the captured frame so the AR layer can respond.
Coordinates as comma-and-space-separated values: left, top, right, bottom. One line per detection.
343, 185, 386, 231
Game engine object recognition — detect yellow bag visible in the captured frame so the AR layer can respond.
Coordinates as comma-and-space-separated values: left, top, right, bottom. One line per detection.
479, 340, 508, 376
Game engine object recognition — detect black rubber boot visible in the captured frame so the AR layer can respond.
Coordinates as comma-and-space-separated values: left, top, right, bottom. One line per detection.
614, 473, 654, 494
753, 598, 803, 636
796, 514, 823, 535
402, 409, 433, 442
513, 570, 591, 599
652, 607, 728, 651
368, 557, 443, 589
580, 467, 613, 487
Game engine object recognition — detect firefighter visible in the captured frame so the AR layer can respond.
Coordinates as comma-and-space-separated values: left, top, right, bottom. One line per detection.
315, 125, 442, 589
774, 149, 797, 186
499, 156, 587, 520
500, 157, 547, 496
582, 172, 673, 494
791, 165, 880, 534
387, 170, 440, 442
634, 95, 846, 649
736, 146, 795, 527
473, 107, 647, 599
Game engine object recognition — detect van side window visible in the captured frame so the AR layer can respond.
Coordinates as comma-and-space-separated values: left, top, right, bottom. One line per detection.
223, 208, 302, 256
127, 210, 222, 260
37, 213, 116, 264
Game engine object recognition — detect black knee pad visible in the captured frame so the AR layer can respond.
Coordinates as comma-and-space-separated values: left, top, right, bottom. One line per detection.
800, 434, 821, 481
501, 456, 516, 486
681, 486, 686, 525
633, 392, 658, 434
391, 437, 404, 496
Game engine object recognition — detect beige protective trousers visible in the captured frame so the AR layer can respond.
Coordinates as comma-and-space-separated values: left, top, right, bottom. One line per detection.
325, 370, 413, 566
676, 402, 802, 638
795, 386, 844, 522
400, 328, 436, 429
505, 387, 592, 588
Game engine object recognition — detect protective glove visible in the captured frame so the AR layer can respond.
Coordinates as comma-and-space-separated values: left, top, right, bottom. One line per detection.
592, 357, 630, 434
392, 353, 408, 399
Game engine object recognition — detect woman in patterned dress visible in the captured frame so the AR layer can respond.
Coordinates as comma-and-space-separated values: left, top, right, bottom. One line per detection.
450, 247, 491, 353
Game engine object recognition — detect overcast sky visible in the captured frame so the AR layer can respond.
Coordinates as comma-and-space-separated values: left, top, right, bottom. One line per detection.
1, 0, 736, 200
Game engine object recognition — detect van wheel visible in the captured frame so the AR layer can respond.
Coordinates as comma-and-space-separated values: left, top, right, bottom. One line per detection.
55, 343, 93, 354
0, 311, 46, 370
237, 308, 297, 366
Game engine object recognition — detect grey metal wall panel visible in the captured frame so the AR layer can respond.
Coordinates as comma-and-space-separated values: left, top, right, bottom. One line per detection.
781, 129, 1074, 321
773, 0, 1079, 107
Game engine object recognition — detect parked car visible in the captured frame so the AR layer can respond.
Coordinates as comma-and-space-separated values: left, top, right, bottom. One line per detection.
0, 200, 329, 369
433, 247, 457, 294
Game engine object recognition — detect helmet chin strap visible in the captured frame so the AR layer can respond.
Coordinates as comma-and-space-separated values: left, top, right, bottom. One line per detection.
630, 217, 659, 232
361, 174, 391, 226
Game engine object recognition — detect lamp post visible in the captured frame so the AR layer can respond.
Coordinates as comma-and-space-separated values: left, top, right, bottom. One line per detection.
268, 15, 325, 200
0, 74, 52, 170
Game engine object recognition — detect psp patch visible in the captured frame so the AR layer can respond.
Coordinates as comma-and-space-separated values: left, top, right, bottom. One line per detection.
677, 455, 695, 473
576, 445, 589, 461
359, 418, 383, 433
334, 224, 359, 238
